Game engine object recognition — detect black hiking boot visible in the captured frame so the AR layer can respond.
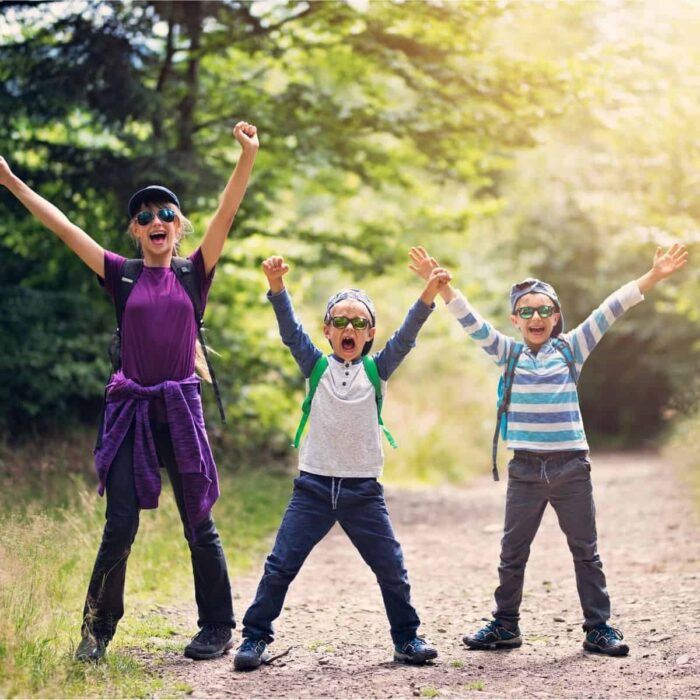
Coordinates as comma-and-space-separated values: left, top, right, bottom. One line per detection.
75, 632, 108, 662
184, 624, 233, 660
394, 637, 438, 665
583, 624, 629, 656
463, 620, 522, 650
233, 638, 272, 671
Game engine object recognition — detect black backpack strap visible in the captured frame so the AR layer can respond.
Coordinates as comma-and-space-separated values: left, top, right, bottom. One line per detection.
552, 337, 579, 385
492, 341, 523, 482
171, 257, 226, 424
115, 259, 145, 329
97, 259, 144, 449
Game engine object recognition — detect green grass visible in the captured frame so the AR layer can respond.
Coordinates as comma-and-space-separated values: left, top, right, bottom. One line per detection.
0, 433, 292, 698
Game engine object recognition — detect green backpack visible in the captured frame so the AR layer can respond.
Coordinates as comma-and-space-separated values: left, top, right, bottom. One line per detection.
292, 355, 397, 449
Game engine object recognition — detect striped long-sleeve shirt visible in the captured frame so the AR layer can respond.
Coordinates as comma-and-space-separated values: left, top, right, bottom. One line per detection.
446, 281, 644, 452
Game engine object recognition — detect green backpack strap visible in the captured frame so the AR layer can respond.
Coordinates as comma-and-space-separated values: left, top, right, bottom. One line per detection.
362, 355, 398, 449
292, 355, 329, 448
292, 355, 397, 450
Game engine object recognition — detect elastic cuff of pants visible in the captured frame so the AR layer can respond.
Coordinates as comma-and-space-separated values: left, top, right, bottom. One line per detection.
392, 632, 419, 645
494, 617, 519, 632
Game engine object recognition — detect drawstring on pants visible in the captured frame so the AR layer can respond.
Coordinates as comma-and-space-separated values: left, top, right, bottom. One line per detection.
540, 458, 550, 484
331, 477, 343, 510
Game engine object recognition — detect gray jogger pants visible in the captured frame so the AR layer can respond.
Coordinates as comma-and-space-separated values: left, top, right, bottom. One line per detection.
493, 450, 611, 631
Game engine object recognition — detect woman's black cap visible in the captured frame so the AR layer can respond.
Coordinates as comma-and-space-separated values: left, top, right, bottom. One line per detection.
127, 185, 180, 218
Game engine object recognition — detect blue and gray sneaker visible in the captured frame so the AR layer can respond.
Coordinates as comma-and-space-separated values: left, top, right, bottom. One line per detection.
463, 620, 522, 650
394, 637, 438, 665
583, 624, 629, 656
233, 638, 272, 671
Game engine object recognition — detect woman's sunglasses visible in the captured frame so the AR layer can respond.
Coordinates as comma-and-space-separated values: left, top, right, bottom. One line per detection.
329, 316, 371, 330
514, 305, 556, 320
134, 208, 177, 226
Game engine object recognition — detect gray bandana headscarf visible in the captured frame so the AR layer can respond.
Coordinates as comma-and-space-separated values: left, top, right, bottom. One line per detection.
510, 278, 564, 336
324, 288, 376, 355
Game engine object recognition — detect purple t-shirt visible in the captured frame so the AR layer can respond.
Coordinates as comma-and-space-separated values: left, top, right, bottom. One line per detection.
102, 248, 214, 387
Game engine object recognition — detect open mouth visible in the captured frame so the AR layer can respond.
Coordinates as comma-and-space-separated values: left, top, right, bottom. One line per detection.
528, 326, 546, 336
149, 232, 167, 243
341, 337, 356, 352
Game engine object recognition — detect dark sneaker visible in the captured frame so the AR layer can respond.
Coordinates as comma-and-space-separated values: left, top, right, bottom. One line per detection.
394, 637, 438, 665
184, 624, 233, 660
463, 620, 522, 650
233, 638, 272, 671
75, 632, 108, 662
583, 624, 629, 657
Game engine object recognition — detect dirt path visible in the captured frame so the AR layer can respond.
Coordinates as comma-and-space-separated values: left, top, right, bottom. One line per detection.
146, 451, 700, 698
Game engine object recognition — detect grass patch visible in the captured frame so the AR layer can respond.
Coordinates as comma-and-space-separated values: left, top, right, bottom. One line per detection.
420, 687, 440, 698
0, 434, 292, 699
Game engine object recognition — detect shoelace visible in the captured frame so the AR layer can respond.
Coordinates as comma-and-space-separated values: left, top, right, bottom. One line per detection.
195, 625, 228, 644
476, 621, 498, 639
241, 639, 265, 653
600, 626, 624, 642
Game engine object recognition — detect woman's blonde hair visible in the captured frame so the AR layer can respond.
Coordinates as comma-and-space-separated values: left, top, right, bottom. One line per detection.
128, 200, 212, 383
195, 342, 212, 383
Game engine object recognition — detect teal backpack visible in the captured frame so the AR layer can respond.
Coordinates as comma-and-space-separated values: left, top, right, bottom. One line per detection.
492, 337, 578, 481
292, 355, 397, 449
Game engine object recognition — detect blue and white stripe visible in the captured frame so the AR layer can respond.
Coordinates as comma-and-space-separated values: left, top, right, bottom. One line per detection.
447, 281, 643, 451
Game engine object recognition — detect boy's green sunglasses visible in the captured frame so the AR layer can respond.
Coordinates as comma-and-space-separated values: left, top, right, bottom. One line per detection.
514, 305, 556, 319
329, 316, 371, 330
134, 208, 176, 226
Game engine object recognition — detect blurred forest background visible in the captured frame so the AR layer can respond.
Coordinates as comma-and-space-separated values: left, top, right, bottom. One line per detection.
1, 1, 699, 696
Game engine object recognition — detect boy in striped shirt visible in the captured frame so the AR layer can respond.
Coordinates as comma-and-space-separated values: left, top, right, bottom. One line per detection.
409, 244, 687, 657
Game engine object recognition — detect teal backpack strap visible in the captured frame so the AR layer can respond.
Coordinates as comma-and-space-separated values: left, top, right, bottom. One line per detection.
552, 337, 579, 385
362, 356, 397, 449
292, 355, 329, 448
492, 341, 523, 482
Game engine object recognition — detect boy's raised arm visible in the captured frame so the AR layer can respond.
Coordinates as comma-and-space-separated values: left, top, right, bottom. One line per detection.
373, 266, 451, 380
409, 246, 512, 366
563, 243, 689, 366
0, 156, 105, 277
263, 255, 322, 377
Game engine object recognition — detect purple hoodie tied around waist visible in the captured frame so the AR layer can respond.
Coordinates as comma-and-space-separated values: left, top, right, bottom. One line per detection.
94, 371, 219, 529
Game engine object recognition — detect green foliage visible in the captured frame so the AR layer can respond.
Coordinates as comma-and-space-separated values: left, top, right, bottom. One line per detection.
0, 0, 573, 442
483, 0, 700, 443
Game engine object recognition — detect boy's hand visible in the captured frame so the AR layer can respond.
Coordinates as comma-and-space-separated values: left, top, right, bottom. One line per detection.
262, 255, 289, 294
408, 246, 438, 280
410, 245, 457, 303
0, 156, 14, 187
234, 121, 259, 153
637, 243, 688, 294
420, 266, 452, 305
652, 243, 688, 279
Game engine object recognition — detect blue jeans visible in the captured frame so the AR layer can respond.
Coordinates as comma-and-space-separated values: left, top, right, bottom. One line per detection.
494, 450, 611, 631
242, 472, 421, 645
82, 421, 235, 640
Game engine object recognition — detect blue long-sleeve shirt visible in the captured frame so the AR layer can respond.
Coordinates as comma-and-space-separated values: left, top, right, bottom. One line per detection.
446, 281, 644, 451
